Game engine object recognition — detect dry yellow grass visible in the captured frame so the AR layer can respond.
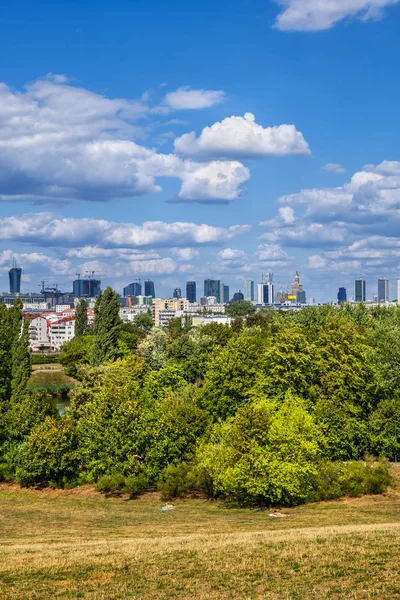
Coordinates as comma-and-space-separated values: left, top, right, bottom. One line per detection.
1, 471, 400, 599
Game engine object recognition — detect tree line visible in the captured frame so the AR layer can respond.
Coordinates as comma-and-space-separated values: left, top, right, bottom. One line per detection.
0, 290, 397, 505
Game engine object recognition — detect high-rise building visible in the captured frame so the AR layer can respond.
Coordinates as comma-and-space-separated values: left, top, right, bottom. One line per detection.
291, 270, 303, 295
223, 285, 230, 304
377, 278, 389, 303
186, 281, 196, 303
257, 282, 274, 305
144, 280, 155, 298
355, 279, 366, 303
397, 280, 400, 303
123, 282, 142, 297
296, 290, 307, 304
73, 278, 101, 298
245, 279, 254, 302
337, 287, 347, 304
9, 259, 22, 294
173, 287, 182, 299
219, 283, 229, 304
204, 279, 221, 302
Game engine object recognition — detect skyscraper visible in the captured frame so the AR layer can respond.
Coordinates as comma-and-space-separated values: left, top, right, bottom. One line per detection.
337, 287, 347, 304
245, 279, 254, 302
73, 278, 101, 298
377, 278, 389, 303
223, 285, 230, 304
186, 281, 196, 303
204, 279, 221, 302
9, 259, 22, 294
144, 280, 155, 298
355, 279, 366, 303
397, 280, 400, 303
123, 282, 142, 297
173, 287, 182, 299
257, 282, 274, 304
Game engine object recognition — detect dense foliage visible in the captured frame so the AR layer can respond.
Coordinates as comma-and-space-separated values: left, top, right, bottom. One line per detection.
1, 301, 398, 504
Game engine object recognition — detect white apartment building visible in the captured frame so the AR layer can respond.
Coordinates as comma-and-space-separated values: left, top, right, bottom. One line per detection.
56, 304, 74, 313
185, 314, 232, 327
28, 316, 50, 349
49, 318, 75, 350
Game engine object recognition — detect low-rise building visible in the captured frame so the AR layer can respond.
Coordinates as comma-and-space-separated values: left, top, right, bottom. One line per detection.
49, 318, 75, 350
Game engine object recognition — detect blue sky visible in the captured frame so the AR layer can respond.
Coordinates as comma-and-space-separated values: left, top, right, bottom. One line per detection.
1, 0, 400, 301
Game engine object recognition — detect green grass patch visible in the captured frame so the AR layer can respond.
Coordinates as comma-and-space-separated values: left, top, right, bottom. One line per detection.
27, 369, 78, 394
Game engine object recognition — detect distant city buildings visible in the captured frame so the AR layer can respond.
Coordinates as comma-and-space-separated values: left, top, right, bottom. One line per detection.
123, 282, 142, 297
245, 279, 254, 302
73, 278, 101, 299
377, 278, 389, 303
9, 259, 21, 294
204, 279, 221, 303
337, 287, 347, 304
220, 283, 229, 304
257, 273, 274, 305
144, 280, 155, 298
186, 281, 196, 303
355, 279, 366, 303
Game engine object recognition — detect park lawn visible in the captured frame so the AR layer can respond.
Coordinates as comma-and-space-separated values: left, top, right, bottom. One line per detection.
0, 470, 400, 600
27, 369, 77, 393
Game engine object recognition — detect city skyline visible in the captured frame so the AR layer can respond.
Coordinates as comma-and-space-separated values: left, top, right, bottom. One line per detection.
1, 1, 400, 302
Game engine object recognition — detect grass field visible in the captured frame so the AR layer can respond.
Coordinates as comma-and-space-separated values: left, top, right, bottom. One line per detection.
1, 470, 400, 599
27, 369, 77, 393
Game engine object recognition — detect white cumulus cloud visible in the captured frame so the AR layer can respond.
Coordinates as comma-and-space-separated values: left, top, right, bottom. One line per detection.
174, 112, 311, 159
0, 76, 248, 204
163, 87, 225, 110
0, 213, 251, 248
322, 163, 346, 174
274, 0, 399, 31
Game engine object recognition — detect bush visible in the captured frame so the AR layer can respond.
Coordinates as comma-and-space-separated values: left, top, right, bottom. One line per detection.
308, 458, 391, 502
96, 473, 148, 497
157, 462, 197, 499
96, 473, 126, 494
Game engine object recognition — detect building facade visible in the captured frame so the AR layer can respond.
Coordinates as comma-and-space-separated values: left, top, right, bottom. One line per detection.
144, 280, 155, 298
186, 281, 196, 303
257, 282, 274, 305
173, 287, 182, 299
73, 279, 101, 298
377, 278, 389, 303
245, 279, 254, 302
9, 266, 22, 294
204, 279, 221, 302
355, 279, 366, 303
337, 287, 347, 304
123, 282, 142, 297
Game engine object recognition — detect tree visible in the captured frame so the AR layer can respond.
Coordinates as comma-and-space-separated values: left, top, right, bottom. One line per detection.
137, 328, 167, 370
198, 334, 267, 420
75, 298, 88, 337
134, 312, 154, 335
90, 287, 122, 366
59, 335, 93, 378
197, 394, 323, 505
11, 317, 31, 404
225, 300, 256, 318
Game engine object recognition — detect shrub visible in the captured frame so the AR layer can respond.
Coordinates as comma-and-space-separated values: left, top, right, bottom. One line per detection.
308, 458, 392, 502
157, 462, 197, 499
96, 473, 126, 495
96, 472, 148, 497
